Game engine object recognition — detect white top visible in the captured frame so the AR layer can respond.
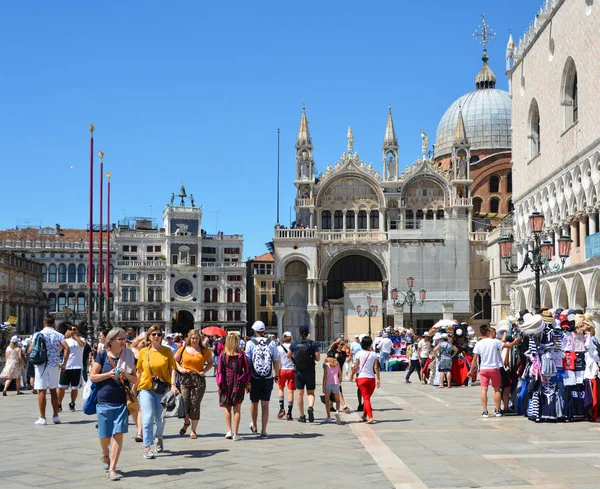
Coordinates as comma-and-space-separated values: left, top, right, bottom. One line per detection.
379, 337, 393, 354
65, 337, 84, 370
354, 350, 377, 379
277, 344, 295, 370
473, 338, 504, 369
417, 339, 431, 358
411, 347, 419, 361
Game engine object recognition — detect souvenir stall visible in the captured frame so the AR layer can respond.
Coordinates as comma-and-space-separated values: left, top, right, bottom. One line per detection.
387, 335, 409, 371
511, 310, 600, 423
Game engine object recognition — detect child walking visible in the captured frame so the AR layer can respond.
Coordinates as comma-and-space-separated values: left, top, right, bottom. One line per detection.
217, 333, 251, 441
322, 352, 342, 424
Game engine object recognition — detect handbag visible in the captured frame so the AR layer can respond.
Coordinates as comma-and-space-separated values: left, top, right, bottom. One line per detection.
147, 347, 170, 395
107, 354, 140, 416
83, 350, 106, 415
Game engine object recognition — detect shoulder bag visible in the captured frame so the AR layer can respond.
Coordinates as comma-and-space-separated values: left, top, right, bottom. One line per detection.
147, 347, 170, 395
107, 354, 140, 416
355, 352, 372, 383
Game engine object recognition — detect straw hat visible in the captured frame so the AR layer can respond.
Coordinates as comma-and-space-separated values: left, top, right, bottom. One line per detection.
519, 313, 544, 335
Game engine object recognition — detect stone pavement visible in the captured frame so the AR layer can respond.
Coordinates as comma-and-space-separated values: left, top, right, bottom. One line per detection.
2, 372, 600, 489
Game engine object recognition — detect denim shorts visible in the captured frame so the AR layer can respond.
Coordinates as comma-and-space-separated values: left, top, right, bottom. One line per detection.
324, 384, 340, 394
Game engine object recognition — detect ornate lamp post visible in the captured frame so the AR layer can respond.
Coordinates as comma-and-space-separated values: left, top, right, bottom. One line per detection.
499, 211, 572, 312
356, 295, 378, 338
391, 276, 427, 330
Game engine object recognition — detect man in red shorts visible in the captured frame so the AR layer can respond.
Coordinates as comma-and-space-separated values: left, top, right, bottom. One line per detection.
276, 331, 296, 421
469, 325, 520, 418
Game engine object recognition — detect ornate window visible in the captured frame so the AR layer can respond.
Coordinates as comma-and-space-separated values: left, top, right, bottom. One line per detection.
370, 210, 379, 229
437, 209, 445, 220
77, 264, 86, 283
334, 211, 343, 230
212, 287, 218, 303
489, 175, 500, 193
68, 264, 76, 283
473, 197, 483, 214
41, 265, 47, 282
528, 98, 541, 158
346, 211, 355, 229
48, 293, 57, 312
58, 293, 67, 312
58, 264, 67, 282
204, 288, 211, 303
77, 293, 85, 312
506, 172, 512, 193
490, 197, 500, 214
235, 289, 241, 303
321, 210, 331, 230
48, 264, 57, 282
406, 210, 414, 229
357, 210, 367, 229
426, 209, 434, 220
227, 288, 233, 303
148, 288, 154, 302
473, 290, 492, 320
561, 57, 578, 127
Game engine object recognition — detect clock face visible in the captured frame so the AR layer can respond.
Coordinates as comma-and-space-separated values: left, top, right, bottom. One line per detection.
174, 279, 193, 297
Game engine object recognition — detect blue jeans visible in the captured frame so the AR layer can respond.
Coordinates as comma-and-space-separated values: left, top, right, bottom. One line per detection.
139, 390, 166, 447
379, 352, 390, 372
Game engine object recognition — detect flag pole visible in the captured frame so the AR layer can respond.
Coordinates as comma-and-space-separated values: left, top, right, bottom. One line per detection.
87, 125, 95, 341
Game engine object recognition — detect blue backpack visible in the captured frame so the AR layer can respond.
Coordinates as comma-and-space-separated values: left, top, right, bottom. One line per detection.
29, 333, 48, 366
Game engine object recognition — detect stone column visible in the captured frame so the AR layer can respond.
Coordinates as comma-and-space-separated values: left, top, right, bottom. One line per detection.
577, 211, 587, 256
379, 210, 383, 231
588, 207, 598, 236
274, 310, 285, 338
308, 310, 317, 339
441, 302, 454, 321
393, 303, 404, 330
342, 210, 347, 232
568, 216, 579, 257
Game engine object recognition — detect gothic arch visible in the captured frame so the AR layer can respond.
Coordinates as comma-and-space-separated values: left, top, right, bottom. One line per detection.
319, 248, 388, 283
526, 286, 536, 312
571, 273, 588, 310
592, 268, 600, 309
400, 173, 450, 207
315, 172, 386, 209
555, 278, 569, 309
515, 287, 526, 313
540, 281, 552, 309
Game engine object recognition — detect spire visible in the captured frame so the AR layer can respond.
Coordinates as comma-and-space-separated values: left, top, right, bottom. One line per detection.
454, 105, 468, 145
297, 102, 312, 145
473, 14, 497, 89
507, 30, 515, 50
383, 102, 398, 148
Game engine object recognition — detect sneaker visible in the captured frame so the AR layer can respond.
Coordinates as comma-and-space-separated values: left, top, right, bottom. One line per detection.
405, 379, 411, 383
52, 416, 61, 424
323, 417, 332, 423
34, 417, 47, 425
277, 408, 285, 419
155, 438, 163, 453
335, 413, 342, 425
143, 447, 155, 459
69, 402, 75, 412
481, 411, 489, 418
249, 422, 257, 434
225, 431, 233, 439
495, 409, 503, 417
286, 413, 293, 421
298, 415, 306, 423
259, 432, 268, 439
232, 434, 242, 441
308, 407, 315, 423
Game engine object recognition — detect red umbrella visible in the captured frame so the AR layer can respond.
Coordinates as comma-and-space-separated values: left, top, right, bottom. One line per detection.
202, 326, 227, 337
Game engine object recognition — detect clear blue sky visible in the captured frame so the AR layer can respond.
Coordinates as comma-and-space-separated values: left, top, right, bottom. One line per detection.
0, 0, 537, 258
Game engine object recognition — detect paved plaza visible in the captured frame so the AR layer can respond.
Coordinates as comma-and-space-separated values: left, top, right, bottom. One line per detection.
2, 373, 600, 489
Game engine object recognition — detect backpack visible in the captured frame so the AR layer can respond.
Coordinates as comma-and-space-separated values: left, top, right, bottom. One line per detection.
29, 332, 48, 366
293, 339, 315, 372
250, 337, 273, 378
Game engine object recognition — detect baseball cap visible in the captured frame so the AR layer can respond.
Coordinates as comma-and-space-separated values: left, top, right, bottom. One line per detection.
10, 335, 19, 343
251, 321, 266, 332
423, 332, 430, 337
299, 325, 309, 335
166, 334, 174, 339
354, 334, 360, 338
283, 331, 292, 338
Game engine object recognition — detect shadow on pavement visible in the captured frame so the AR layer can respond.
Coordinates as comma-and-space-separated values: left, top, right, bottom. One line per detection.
243, 433, 324, 440
162, 449, 229, 458
122, 467, 204, 478
66, 420, 96, 425
162, 432, 226, 440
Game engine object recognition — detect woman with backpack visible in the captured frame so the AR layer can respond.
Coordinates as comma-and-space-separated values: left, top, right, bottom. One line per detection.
217, 332, 251, 441
350, 336, 380, 424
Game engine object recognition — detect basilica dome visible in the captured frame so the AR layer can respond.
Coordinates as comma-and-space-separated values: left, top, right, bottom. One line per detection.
434, 53, 511, 159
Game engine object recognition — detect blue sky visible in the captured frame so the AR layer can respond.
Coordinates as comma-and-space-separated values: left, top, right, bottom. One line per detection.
0, 0, 537, 258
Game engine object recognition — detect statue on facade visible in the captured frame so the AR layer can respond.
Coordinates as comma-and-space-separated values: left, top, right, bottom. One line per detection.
326, 164, 333, 174
367, 163, 374, 172
335, 161, 342, 170
374, 171, 380, 180
170, 193, 175, 205
421, 129, 429, 157
458, 156, 467, 179
190, 194, 195, 207
347, 126, 354, 154
387, 154, 396, 179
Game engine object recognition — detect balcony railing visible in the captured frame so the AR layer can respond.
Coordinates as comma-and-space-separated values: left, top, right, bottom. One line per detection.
469, 231, 488, 242
274, 228, 318, 239
116, 260, 166, 268
319, 230, 388, 242
455, 197, 473, 207
200, 262, 245, 268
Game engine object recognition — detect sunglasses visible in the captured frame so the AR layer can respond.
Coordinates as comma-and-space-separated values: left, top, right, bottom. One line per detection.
150, 332, 163, 337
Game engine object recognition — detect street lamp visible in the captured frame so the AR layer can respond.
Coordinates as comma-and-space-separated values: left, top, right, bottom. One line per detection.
356, 294, 378, 338
499, 211, 572, 312
391, 276, 427, 330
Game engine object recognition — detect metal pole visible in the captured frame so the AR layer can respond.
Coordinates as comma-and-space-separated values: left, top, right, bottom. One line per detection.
106, 174, 111, 327
98, 152, 104, 331
368, 313, 372, 338
276, 128, 280, 225
87, 125, 94, 341
409, 301, 413, 330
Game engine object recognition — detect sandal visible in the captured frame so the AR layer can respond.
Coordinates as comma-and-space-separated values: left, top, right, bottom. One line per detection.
179, 421, 191, 435
134, 433, 143, 443
190, 430, 197, 439
101, 455, 110, 471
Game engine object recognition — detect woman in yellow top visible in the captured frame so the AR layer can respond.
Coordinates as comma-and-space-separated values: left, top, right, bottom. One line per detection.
136, 325, 178, 459
174, 329, 214, 439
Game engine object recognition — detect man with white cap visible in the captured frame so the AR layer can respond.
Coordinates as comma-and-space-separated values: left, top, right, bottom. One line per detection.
350, 334, 362, 357
245, 320, 280, 437
276, 331, 296, 421
468, 324, 521, 417
417, 333, 432, 384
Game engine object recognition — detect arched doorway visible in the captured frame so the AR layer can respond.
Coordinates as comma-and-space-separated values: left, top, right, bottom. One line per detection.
283, 261, 309, 338
326, 255, 383, 299
172, 310, 195, 336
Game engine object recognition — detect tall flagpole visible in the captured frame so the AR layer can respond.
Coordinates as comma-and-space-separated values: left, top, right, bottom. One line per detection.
106, 172, 112, 326
98, 151, 104, 331
87, 125, 95, 340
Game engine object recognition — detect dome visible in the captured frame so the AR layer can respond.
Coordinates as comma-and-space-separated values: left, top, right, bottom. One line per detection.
434, 88, 511, 158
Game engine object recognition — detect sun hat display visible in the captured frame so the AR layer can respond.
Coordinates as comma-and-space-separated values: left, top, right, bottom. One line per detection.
519, 313, 544, 335
496, 319, 512, 333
